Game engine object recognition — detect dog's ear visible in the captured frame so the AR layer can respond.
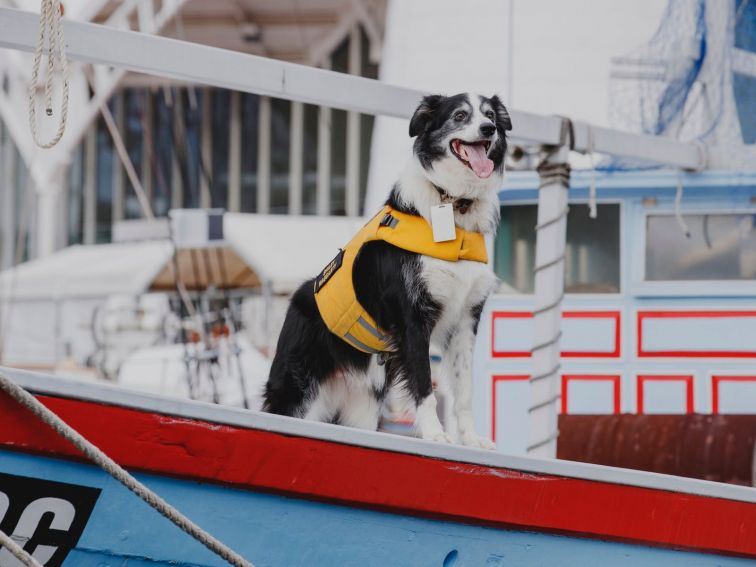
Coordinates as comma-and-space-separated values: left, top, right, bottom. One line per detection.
409, 94, 444, 137
490, 95, 513, 132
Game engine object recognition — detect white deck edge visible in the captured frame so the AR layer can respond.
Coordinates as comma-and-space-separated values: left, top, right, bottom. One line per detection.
0, 7, 707, 169
2, 367, 754, 504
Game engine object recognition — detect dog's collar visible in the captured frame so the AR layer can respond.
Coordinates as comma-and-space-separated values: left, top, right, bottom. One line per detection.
433, 184, 475, 215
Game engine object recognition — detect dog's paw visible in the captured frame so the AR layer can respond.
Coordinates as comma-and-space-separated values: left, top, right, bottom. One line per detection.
460, 431, 496, 450
423, 432, 454, 444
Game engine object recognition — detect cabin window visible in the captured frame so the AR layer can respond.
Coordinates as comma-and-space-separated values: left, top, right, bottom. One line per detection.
645, 213, 756, 281
494, 204, 621, 294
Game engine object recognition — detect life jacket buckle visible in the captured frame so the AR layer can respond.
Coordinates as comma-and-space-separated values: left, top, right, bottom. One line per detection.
379, 213, 398, 228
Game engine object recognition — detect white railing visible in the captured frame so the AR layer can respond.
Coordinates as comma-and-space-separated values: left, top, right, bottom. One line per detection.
0, 6, 713, 170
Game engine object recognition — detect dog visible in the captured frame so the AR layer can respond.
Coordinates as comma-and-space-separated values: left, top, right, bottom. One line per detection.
263, 93, 511, 448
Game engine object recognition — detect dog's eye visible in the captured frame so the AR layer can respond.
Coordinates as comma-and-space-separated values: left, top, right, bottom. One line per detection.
454, 111, 467, 121
485, 110, 495, 120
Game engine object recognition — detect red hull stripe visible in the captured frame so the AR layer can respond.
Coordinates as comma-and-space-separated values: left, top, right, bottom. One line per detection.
0, 391, 754, 557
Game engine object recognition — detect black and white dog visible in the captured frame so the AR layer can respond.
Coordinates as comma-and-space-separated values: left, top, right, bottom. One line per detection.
263, 93, 511, 448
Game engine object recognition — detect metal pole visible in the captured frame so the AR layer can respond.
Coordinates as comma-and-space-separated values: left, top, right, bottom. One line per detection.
528, 121, 571, 458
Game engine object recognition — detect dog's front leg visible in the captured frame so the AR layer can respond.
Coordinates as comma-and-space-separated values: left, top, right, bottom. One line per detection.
386, 331, 452, 444
445, 322, 496, 449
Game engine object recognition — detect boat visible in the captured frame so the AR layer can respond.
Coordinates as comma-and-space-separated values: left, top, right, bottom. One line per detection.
0, 367, 754, 566
0, 2, 754, 564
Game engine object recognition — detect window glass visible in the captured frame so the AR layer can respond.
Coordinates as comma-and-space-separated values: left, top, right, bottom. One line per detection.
329, 38, 349, 215
95, 112, 114, 242
645, 213, 756, 281
240, 92, 259, 212
67, 144, 84, 245
270, 97, 290, 214
180, 88, 202, 209
211, 89, 230, 209
152, 90, 174, 216
302, 103, 319, 215
123, 88, 145, 219
494, 204, 621, 293
13, 146, 30, 262
330, 108, 347, 215
359, 27, 377, 215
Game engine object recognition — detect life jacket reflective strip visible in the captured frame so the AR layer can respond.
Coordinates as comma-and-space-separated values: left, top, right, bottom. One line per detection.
313, 205, 488, 354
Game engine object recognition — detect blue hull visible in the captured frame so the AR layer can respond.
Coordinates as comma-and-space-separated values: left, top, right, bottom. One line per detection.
1, 450, 751, 567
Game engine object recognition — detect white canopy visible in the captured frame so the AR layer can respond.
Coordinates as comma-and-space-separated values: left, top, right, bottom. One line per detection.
0, 241, 174, 301
0, 213, 366, 300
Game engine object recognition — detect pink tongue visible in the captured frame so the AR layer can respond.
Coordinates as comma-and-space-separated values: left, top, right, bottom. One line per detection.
461, 143, 494, 178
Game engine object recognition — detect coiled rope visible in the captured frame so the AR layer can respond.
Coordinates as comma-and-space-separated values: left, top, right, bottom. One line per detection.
0, 528, 42, 566
28, 0, 69, 148
0, 371, 254, 567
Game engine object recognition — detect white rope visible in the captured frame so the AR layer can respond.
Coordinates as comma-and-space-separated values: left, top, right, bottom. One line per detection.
0, 371, 254, 567
0, 528, 43, 566
28, 0, 69, 149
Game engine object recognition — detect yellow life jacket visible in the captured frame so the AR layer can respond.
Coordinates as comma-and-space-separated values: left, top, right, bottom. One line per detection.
313, 205, 488, 354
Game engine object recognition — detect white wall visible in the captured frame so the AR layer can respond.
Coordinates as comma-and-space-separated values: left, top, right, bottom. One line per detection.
511, 0, 665, 126
365, 0, 513, 213
366, 0, 666, 212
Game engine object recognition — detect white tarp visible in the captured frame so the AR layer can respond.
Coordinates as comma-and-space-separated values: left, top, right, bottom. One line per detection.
0, 241, 174, 301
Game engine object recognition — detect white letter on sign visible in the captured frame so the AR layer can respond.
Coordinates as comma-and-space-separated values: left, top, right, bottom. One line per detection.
0, 496, 75, 566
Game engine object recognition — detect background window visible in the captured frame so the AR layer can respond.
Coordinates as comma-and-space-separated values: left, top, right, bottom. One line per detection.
123, 88, 145, 219
645, 213, 756, 281
67, 145, 84, 245
270, 97, 291, 214
180, 88, 202, 209
95, 112, 114, 242
302, 103, 319, 215
329, 38, 349, 215
494, 204, 621, 293
240, 92, 259, 212
152, 90, 174, 216
211, 89, 230, 209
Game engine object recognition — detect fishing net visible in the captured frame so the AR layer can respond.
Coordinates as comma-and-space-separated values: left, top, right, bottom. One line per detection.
604, 0, 756, 171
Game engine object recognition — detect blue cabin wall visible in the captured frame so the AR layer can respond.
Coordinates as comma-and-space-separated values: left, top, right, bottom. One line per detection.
476, 170, 756, 454
0, 449, 752, 567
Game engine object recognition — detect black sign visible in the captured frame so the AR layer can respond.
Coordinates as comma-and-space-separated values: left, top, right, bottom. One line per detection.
314, 248, 344, 293
0, 472, 100, 566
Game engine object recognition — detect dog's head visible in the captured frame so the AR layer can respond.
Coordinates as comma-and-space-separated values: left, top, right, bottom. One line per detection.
409, 93, 512, 190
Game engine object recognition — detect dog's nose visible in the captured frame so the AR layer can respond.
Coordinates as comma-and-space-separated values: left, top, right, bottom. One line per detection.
480, 122, 496, 137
